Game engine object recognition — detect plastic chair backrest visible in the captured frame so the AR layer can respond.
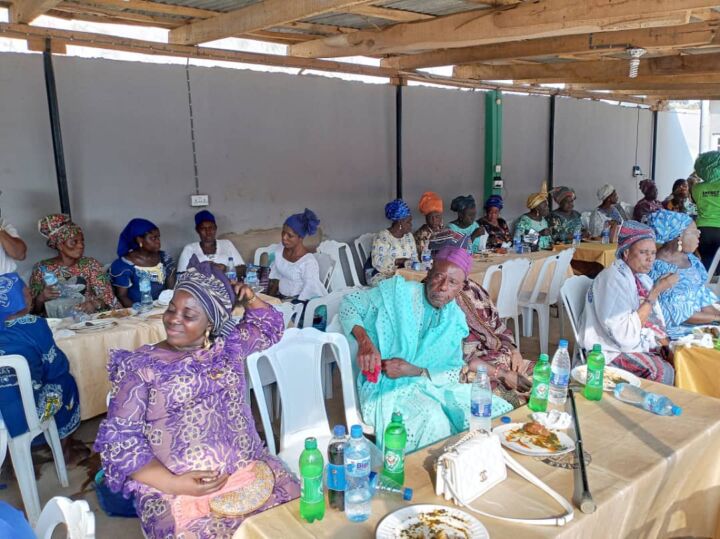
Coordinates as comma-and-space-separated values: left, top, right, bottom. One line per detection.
560, 276, 592, 345
317, 240, 362, 289
546, 247, 575, 305
272, 302, 300, 327
354, 233, 376, 267
253, 243, 281, 266
580, 211, 591, 230
246, 328, 363, 456
313, 252, 335, 292
707, 246, 720, 284
34, 497, 95, 539
524, 254, 559, 305
0, 355, 41, 434
484, 258, 532, 319
302, 287, 356, 330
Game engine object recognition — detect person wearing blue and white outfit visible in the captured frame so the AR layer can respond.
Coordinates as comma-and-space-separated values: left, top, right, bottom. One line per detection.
0, 273, 81, 446
367, 199, 417, 286
448, 195, 486, 253
647, 209, 720, 339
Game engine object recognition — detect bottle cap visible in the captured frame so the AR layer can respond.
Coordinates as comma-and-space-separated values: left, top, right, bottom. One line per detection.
368, 471, 377, 489
403, 487, 413, 501
304, 437, 317, 450
333, 424, 346, 437
592, 344, 602, 352
391, 411, 403, 423
539, 354, 549, 362
559, 339, 569, 348
500, 416, 512, 424
672, 405, 682, 416
350, 424, 363, 438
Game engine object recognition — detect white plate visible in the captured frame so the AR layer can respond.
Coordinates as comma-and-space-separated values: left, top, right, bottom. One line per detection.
571, 365, 640, 392
376, 504, 489, 539
46, 318, 63, 330
493, 423, 575, 457
68, 319, 118, 332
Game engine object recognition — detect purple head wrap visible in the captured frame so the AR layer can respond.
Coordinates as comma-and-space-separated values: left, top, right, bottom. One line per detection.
616, 221, 656, 260
433, 246, 472, 278
484, 195, 504, 210
284, 209, 320, 238
175, 255, 236, 338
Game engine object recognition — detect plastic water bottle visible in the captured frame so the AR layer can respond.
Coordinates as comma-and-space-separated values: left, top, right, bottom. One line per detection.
410, 256, 422, 271
382, 412, 407, 486
470, 365, 492, 432
548, 340, 571, 408
513, 229, 523, 254
601, 223, 610, 245
245, 265, 259, 287
572, 226, 582, 246
528, 354, 551, 412
225, 257, 237, 281
327, 425, 347, 511
299, 437, 325, 523
344, 425, 371, 522
421, 248, 433, 271
584, 344, 605, 401
369, 472, 413, 502
138, 271, 153, 308
42, 266, 59, 288
613, 384, 682, 416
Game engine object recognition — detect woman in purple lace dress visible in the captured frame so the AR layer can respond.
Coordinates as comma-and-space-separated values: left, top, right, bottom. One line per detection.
94, 256, 299, 538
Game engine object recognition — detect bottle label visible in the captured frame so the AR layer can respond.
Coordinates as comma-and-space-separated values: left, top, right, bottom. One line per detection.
532, 382, 549, 399
471, 401, 492, 418
301, 473, 324, 503
587, 368, 603, 387
345, 457, 370, 477
550, 372, 569, 386
326, 463, 345, 491
383, 448, 404, 474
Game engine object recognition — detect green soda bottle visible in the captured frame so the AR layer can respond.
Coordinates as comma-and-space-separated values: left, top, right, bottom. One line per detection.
584, 344, 605, 401
528, 354, 551, 412
382, 412, 407, 486
299, 437, 325, 523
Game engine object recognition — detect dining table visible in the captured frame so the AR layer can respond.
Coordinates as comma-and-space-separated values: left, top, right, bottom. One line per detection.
553, 241, 617, 269
234, 379, 720, 539
674, 345, 720, 399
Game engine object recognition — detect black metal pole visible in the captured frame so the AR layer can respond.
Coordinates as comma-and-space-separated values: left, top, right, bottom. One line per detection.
43, 38, 71, 216
651, 110, 659, 180
395, 84, 403, 200
547, 95, 556, 203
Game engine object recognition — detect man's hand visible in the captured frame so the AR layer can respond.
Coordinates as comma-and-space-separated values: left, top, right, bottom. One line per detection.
356, 333, 381, 373
382, 358, 422, 379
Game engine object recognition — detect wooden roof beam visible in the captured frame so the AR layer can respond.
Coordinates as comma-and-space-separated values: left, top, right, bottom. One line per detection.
382, 22, 718, 70
10, 0, 63, 23
168, 0, 375, 46
343, 5, 433, 22
288, 0, 716, 58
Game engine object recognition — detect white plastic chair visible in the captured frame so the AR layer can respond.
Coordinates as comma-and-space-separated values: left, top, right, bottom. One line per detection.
313, 252, 335, 292
317, 240, 362, 289
353, 233, 376, 269
706, 246, 720, 284
580, 211, 592, 231
560, 276, 593, 367
518, 248, 575, 355
253, 243, 281, 266
272, 302, 300, 328
246, 328, 367, 476
34, 497, 95, 539
0, 355, 69, 525
481, 258, 531, 351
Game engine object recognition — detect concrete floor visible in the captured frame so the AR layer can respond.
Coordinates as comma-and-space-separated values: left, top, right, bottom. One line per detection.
0, 309, 573, 537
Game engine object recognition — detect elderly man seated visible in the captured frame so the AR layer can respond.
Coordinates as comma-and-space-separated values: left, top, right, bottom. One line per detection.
340, 246, 509, 451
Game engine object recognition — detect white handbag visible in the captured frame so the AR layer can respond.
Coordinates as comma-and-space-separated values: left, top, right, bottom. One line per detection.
435, 430, 575, 526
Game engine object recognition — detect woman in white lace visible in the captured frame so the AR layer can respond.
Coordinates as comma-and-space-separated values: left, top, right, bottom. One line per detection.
266, 209, 327, 301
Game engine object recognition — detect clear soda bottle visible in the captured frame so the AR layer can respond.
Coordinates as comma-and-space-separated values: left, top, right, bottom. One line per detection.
614, 384, 682, 416
548, 340, 571, 407
225, 257, 237, 281
584, 344, 605, 401
299, 437, 325, 523
344, 425, 371, 522
528, 354, 551, 412
327, 425, 346, 511
470, 365, 492, 432
382, 412, 407, 486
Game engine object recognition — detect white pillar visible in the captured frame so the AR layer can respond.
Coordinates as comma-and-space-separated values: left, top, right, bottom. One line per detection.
700, 100, 711, 153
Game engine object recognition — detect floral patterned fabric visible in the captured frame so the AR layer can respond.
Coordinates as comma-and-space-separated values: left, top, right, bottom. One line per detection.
633, 199, 663, 223
29, 256, 116, 311
413, 223, 434, 257
548, 210, 583, 244
94, 307, 299, 538
515, 215, 552, 249
0, 314, 80, 439
369, 229, 417, 286
477, 217, 511, 249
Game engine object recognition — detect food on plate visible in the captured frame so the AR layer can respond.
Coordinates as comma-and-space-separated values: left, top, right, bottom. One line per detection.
504, 421, 563, 452
398, 508, 472, 539
696, 326, 720, 339
605, 370, 629, 387
494, 247, 507, 254
96, 308, 134, 319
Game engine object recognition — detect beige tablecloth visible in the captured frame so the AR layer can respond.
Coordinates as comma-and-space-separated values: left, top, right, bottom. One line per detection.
235, 381, 720, 539
675, 346, 720, 399
553, 242, 617, 269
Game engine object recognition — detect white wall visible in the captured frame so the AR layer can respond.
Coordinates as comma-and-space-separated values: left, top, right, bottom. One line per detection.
656, 109, 700, 197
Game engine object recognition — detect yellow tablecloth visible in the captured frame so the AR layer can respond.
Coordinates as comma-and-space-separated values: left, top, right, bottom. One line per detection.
553, 242, 617, 268
675, 346, 720, 399
235, 381, 720, 539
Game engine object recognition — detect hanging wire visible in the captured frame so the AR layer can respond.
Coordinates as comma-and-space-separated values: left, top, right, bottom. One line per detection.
185, 58, 200, 196
634, 106, 640, 166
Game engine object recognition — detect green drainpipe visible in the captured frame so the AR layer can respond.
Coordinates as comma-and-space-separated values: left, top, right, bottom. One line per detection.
484, 90, 503, 201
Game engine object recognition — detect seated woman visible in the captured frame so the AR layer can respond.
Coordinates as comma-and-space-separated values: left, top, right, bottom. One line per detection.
548, 186, 584, 243
477, 195, 511, 249
110, 219, 176, 308
448, 195, 485, 253
94, 257, 299, 538
413, 191, 444, 256
579, 221, 678, 384
633, 179, 663, 223
29, 214, 116, 315
589, 184, 626, 238
368, 199, 417, 286
663, 179, 690, 214
647, 210, 720, 339
266, 209, 327, 301
340, 247, 509, 451
515, 190, 552, 250
0, 274, 81, 455
177, 210, 245, 277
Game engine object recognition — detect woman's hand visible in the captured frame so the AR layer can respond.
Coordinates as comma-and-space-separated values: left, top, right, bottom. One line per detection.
500, 371, 532, 393
509, 350, 525, 372
37, 284, 61, 304
651, 273, 679, 298
470, 228, 484, 241
234, 284, 265, 309
539, 228, 551, 237
382, 358, 422, 379
167, 470, 229, 497
395, 258, 409, 268
356, 332, 381, 373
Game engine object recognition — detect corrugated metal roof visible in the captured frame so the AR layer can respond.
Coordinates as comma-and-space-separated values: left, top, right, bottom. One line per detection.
378, 0, 485, 17
148, 0, 258, 14
303, 13, 395, 30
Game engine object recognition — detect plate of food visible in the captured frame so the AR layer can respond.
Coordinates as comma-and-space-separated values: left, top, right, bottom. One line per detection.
493, 421, 575, 457
68, 319, 118, 332
376, 504, 489, 539
571, 364, 640, 392
694, 325, 720, 339
95, 308, 136, 320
